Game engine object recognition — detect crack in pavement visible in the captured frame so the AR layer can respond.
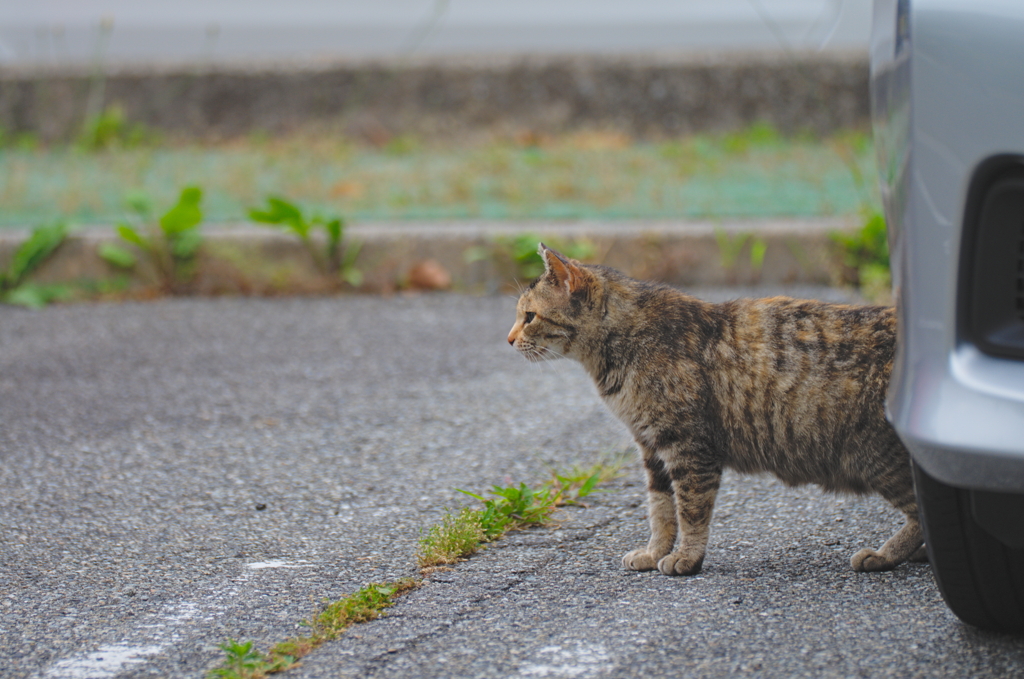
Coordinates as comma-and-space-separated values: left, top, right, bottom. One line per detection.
293, 490, 637, 678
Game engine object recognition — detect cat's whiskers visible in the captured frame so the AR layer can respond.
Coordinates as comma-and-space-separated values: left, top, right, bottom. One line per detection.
518, 341, 568, 363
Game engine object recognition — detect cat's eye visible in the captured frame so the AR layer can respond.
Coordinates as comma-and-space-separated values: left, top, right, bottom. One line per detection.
524, 311, 536, 324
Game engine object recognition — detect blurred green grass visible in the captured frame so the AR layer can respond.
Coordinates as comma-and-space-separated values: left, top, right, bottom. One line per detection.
0, 125, 877, 227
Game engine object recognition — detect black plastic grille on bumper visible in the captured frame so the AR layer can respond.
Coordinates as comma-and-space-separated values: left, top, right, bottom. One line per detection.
1017, 221, 1024, 321
961, 159, 1024, 359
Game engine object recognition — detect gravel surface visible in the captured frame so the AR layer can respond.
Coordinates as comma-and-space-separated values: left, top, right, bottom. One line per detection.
1, 290, 1022, 679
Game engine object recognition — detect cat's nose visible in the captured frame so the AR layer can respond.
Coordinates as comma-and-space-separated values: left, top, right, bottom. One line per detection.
507, 332, 516, 346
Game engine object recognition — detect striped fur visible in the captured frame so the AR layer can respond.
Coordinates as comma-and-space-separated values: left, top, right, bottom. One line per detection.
507, 244, 923, 575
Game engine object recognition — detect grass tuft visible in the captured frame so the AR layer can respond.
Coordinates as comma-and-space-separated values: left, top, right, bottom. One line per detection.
311, 579, 420, 639
417, 460, 622, 570
416, 506, 486, 568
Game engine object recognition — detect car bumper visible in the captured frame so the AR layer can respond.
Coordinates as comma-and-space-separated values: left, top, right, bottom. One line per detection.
874, 0, 1024, 493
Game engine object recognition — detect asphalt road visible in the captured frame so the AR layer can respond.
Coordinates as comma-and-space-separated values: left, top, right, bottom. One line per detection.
1, 290, 1023, 679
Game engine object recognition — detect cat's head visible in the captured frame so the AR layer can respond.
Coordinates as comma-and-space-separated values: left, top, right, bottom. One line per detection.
507, 243, 599, 362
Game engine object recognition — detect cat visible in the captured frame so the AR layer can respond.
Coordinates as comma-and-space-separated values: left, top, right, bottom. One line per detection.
507, 243, 924, 575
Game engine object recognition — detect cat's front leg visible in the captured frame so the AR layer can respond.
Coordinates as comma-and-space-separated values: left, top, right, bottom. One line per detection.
657, 456, 721, 576
622, 453, 676, 571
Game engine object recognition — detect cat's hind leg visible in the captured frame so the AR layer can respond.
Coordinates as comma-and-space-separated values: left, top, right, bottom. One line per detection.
851, 469, 923, 572
851, 516, 923, 571
622, 453, 677, 571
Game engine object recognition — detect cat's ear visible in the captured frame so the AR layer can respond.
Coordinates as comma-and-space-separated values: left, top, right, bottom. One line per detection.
538, 242, 583, 294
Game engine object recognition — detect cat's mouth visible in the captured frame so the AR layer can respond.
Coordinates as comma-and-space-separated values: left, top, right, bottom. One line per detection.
516, 343, 561, 362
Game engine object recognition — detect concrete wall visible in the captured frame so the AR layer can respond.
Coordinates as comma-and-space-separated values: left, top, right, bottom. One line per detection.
0, 52, 868, 142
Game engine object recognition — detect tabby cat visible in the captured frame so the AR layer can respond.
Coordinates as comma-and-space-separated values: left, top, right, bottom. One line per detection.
507, 244, 923, 575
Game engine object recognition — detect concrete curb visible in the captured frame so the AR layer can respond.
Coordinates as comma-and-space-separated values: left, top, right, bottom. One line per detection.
0, 217, 857, 296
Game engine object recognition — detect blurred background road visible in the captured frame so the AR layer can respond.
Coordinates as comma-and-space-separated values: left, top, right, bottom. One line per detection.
1, 0, 870, 67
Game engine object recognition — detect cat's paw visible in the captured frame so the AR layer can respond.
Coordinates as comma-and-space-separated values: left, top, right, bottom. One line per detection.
657, 551, 704, 576
621, 549, 660, 571
851, 548, 898, 572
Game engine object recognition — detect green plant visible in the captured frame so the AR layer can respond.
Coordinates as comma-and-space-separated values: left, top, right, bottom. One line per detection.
99, 186, 205, 294
721, 121, 782, 154
658, 140, 687, 160
77, 104, 154, 151
248, 196, 362, 286
71, 274, 133, 298
461, 483, 553, 543
417, 482, 550, 569
0, 127, 41, 152
416, 507, 486, 567
831, 208, 891, 300
312, 580, 419, 638
824, 121, 891, 302
547, 461, 621, 506
207, 639, 293, 679
831, 130, 876, 207
0, 221, 73, 308
715, 228, 750, 270
714, 228, 768, 278
496, 233, 594, 280
384, 134, 420, 156
417, 461, 620, 569
749, 237, 768, 275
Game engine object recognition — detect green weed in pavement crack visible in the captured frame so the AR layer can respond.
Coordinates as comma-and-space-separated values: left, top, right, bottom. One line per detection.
417, 461, 621, 570
208, 639, 295, 679
417, 507, 487, 567
207, 580, 418, 679
208, 461, 619, 677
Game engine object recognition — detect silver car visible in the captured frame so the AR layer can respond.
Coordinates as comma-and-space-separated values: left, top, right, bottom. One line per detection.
872, 0, 1024, 632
